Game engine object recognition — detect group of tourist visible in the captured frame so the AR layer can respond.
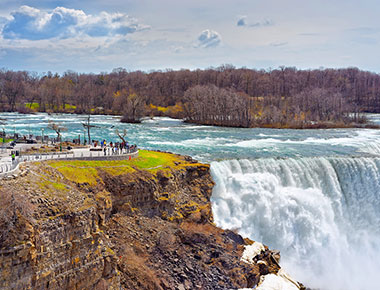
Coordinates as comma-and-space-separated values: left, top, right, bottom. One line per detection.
92, 140, 137, 156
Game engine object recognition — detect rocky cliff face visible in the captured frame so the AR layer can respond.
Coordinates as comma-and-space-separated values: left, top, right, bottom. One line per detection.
0, 151, 296, 290
0, 163, 120, 290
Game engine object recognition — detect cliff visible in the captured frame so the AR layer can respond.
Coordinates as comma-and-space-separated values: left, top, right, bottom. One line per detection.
0, 150, 299, 290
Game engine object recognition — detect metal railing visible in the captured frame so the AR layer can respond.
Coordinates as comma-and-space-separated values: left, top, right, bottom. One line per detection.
0, 148, 139, 178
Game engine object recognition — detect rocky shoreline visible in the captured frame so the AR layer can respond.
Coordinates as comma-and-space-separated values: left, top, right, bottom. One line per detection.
0, 151, 306, 289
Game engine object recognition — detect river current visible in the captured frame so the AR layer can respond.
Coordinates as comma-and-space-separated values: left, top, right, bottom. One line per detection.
2, 112, 380, 290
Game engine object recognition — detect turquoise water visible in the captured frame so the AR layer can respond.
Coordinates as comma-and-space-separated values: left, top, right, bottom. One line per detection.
2, 112, 380, 290
2, 112, 380, 161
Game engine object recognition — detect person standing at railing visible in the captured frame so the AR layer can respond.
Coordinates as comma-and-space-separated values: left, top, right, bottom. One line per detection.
11, 152, 15, 163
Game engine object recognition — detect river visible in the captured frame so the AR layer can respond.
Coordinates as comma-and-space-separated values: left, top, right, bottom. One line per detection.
2, 112, 380, 290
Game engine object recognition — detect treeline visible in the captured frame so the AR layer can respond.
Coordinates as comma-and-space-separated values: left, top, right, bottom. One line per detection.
184, 85, 358, 128
0, 66, 379, 127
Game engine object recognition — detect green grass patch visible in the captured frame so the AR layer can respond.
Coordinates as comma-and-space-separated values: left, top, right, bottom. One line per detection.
130, 150, 178, 170
1, 138, 14, 143
25, 102, 40, 110
37, 177, 69, 194
49, 165, 99, 185
25, 102, 77, 112
47, 150, 203, 185
52, 182, 67, 191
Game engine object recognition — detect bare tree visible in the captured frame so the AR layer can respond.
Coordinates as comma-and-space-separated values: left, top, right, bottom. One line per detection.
1, 66, 380, 127
121, 92, 146, 123
47, 121, 67, 142
82, 115, 99, 144
115, 129, 127, 143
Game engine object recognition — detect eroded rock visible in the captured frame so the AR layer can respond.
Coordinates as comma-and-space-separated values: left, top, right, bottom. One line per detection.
0, 152, 289, 290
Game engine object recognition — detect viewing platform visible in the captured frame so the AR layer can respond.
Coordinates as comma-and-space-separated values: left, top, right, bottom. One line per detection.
0, 146, 139, 179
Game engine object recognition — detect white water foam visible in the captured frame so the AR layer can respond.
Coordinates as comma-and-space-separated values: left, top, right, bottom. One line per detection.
148, 137, 232, 147
211, 157, 380, 290
231, 129, 380, 155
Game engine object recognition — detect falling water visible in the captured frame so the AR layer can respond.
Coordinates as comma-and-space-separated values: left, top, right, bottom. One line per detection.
211, 157, 380, 290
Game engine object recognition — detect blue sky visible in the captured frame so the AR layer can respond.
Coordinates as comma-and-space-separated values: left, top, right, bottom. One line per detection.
0, 0, 379, 73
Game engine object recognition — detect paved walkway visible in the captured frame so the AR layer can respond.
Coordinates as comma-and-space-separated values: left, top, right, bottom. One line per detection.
0, 144, 139, 178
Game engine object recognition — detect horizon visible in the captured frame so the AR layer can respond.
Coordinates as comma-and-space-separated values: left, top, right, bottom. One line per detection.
1, 1, 380, 74
2, 65, 380, 77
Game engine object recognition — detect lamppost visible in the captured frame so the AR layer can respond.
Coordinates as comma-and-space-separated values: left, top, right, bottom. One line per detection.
0, 119, 6, 145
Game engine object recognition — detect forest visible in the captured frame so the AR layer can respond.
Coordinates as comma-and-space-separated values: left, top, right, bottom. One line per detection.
0, 65, 379, 128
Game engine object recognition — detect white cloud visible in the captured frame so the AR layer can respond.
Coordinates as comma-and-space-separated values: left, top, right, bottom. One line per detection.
270, 41, 288, 47
237, 16, 274, 28
1, 5, 149, 40
0, 1, 379, 73
237, 16, 247, 27
197, 29, 221, 48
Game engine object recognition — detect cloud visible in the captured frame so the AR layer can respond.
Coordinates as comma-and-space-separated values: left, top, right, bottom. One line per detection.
1, 5, 149, 40
270, 42, 288, 47
0, 16, 9, 26
197, 29, 221, 48
346, 27, 379, 35
298, 33, 320, 36
237, 16, 247, 27
237, 16, 273, 28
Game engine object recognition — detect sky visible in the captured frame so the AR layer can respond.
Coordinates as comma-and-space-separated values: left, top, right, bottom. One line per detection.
0, 0, 380, 74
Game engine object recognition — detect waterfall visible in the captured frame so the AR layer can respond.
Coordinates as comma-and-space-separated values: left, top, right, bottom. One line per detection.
211, 157, 380, 290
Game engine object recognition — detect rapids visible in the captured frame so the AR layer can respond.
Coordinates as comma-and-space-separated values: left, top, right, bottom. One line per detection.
2, 112, 380, 289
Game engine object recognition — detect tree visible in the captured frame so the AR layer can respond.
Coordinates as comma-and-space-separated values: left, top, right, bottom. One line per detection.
183, 85, 251, 127
115, 129, 127, 143
2, 71, 26, 111
47, 121, 67, 142
0, 66, 379, 127
82, 115, 99, 144
121, 92, 146, 123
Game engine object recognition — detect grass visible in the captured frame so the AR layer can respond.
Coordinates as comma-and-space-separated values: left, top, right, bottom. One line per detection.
49, 165, 99, 186
47, 150, 196, 185
37, 178, 68, 193
130, 150, 179, 170
24, 103, 76, 111
1, 138, 14, 143
25, 102, 40, 110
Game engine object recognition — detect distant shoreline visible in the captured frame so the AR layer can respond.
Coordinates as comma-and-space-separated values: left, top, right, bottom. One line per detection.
183, 119, 380, 130
2, 110, 379, 130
